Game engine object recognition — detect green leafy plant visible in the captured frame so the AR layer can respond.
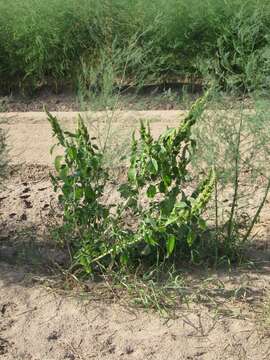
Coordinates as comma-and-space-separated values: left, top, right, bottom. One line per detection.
119, 89, 215, 262
48, 91, 216, 272
47, 110, 116, 272
49, 87, 270, 274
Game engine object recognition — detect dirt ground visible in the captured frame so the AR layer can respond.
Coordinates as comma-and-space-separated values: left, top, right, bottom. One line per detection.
1, 110, 185, 166
0, 85, 200, 112
0, 111, 270, 359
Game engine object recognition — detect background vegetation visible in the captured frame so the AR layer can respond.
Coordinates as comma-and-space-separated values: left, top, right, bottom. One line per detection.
1, 0, 270, 93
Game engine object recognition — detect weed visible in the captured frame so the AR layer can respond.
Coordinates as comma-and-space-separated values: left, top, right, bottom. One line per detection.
48, 90, 216, 273
47, 110, 123, 273
119, 89, 215, 263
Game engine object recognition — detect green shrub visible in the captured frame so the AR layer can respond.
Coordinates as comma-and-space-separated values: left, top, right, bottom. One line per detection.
1, 0, 270, 93
120, 90, 215, 262
48, 91, 216, 273
0, 0, 107, 92
47, 111, 120, 272
48, 87, 270, 273
200, 2, 270, 92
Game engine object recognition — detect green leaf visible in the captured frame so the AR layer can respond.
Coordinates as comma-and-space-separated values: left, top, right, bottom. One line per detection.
85, 188, 95, 201
128, 167, 136, 182
146, 185, 157, 198
91, 156, 100, 169
75, 187, 84, 200
163, 175, 172, 187
161, 192, 177, 216
187, 230, 196, 247
160, 145, 167, 155
68, 147, 77, 160
59, 165, 68, 180
175, 202, 188, 209
165, 215, 178, 226
54, 155, 63, 172
198, 218, 207, 230
64, 131, 76, 138
50, 143, 57, 155
119, 183, 132, 199
120, 253, 129, 265
62, 184, 72, 197
166, 235, 176, 256
147, 158, 158, 174
152, 158, 158, 172
159, 181, 167, 193
144, 229, 157, 245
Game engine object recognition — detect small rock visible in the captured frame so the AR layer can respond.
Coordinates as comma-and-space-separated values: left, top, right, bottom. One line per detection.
23, 200, 33, 209
20, 213, 27, 221
22, 187, 31, 194
47, 330, 60, 341
38, 187, 47, 191
20, 194, 31, 199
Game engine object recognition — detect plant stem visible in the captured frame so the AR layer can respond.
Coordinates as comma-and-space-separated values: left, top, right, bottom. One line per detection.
227, 111, 243, 243
243, 177, 270, 243
214, 174, 219, 266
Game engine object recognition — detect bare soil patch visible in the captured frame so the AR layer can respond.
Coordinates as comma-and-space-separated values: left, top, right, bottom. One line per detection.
0, 85, 201, 112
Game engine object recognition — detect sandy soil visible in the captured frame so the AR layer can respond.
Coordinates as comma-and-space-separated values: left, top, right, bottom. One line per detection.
0, 111, 270, 359
1, 261, 270, 360
1, 111, 185, 166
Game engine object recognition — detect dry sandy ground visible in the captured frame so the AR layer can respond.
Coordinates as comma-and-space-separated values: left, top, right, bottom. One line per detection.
1, 110, 184, 166
0, 111, 270, 359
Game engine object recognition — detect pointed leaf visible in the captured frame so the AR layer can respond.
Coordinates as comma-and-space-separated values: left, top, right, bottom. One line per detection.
54, 155, 63, 173
166, 235, 176, 256
128, 167, 136, 182
187, 230, 196, 247
146, 185, 157, 198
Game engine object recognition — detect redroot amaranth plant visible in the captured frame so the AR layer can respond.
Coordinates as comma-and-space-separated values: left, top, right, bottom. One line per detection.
48, 91, 215, 272
119, 90, 215, 261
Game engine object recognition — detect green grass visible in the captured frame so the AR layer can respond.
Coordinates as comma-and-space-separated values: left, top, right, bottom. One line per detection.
1, 0, 270, 93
